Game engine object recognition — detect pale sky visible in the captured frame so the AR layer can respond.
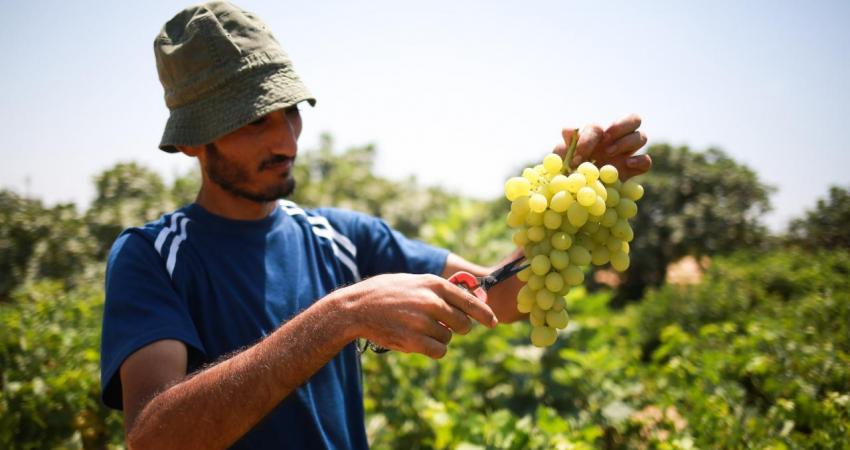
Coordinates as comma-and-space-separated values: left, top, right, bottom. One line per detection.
2, 0, 848, 231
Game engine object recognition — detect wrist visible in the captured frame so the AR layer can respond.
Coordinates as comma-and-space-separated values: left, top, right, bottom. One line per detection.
322, 284, 368, 343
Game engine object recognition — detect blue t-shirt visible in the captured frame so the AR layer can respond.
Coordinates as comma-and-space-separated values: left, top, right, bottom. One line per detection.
100, 200, 448, 449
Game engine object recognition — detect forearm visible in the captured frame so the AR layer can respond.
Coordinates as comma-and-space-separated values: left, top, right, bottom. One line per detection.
127, 291, 359, 450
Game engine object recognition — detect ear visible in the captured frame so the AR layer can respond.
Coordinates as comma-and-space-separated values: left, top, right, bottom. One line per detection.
176, 144, 204, 157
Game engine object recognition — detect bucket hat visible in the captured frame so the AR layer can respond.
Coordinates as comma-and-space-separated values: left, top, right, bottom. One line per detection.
154, 1, 315, 152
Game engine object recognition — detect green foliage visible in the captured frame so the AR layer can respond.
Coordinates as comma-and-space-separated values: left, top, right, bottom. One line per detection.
3, 136, 849, 448
0, 281, 123, 449
86, 162, 175, 258
0, 191, 98, 301
789, 185, 850, 249
615, 144, 773, 304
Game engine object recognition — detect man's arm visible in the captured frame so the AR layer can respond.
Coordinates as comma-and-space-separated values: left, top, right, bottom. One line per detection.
121, 273, 497, 450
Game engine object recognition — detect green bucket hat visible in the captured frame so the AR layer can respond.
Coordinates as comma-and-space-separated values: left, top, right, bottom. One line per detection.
154, 1, 316, 153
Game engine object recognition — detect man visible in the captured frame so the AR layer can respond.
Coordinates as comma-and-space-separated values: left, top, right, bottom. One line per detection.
100, 2, 651, 449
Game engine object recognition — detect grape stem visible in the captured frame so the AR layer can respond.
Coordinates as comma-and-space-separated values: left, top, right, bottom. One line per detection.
563, 129, 579, 174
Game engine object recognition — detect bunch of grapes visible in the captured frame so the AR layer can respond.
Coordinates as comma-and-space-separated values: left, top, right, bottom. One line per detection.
503, 140, 644, 347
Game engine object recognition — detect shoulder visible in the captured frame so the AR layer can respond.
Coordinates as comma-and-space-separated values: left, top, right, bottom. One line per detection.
106, 208, 191, 274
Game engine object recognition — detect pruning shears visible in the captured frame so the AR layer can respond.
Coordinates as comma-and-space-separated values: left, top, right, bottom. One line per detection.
357, 255, 529, 354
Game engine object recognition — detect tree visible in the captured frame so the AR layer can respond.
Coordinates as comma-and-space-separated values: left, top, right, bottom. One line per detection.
612, 144, 772, 304
0, 191, 97, 301
85, 162, 174, 258
788, 185, 850, 249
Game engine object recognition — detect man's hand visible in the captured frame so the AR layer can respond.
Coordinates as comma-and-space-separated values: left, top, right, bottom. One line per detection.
553, 113, 652, 180
345, 273, 499, 359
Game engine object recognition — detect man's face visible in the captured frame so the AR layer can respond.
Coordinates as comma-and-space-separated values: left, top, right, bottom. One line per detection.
201, 106, 302, 202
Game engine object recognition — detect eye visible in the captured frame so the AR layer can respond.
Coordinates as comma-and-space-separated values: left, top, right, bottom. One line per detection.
250, 116, 267, 126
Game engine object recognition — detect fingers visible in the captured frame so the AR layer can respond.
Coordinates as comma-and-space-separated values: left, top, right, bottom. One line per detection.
607, 154, 653, 180
594, 131, 647, 161
601, 113, 641, 146
571, 124, 603, 168
428, 300, 472, 335
411, 335, 448, 359
433, 277, 498, 328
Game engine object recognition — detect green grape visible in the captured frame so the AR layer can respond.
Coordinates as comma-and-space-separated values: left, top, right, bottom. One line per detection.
527, 226, 545, 242
507, 211, 526, 228
560, 219, 579, 234
610, 250, 630, 271
605, 186, 620, 207
592, 227, 610, 244
592, 180, 608, 201
538, 239, 553, 255
513, 230, 529, 246
611, 219, 631, 240
575, 232, 593, 249
543, 153, 563, 174
606, 236, 624, 252
568, 245, 592, 266
591, 246, 610, 265
549, 191, 573, 212
511, 195, 530, 215
552, 296, 566, 312
534, 164, 546, 174
621, 179, 644, 200
543, 210, 562, 229
544, 272, 565, 292
528, 274, 545, 290
601, 209, 619, 227
567, 203, 588, 227
582, 221, 600, 233
589, 196, 606, 216
530, 325, 557, 347
529, 193, 548, 213
616, 198, 637, 219
549, 174, 569, 193
551, 231, 572, 250
565, 173, 587, 193
549, 249, 569, 269
536, 289, 556, 310
561, 265, 584, 286
577, 162, 599, 183
522, 168, 539, 184
504, 177, 531, 201
526, 211, 544, 226
546, 309, 569, 329
517, 286, 535, 313
621, 241, 630, 253
530, 306, 546, 327
516, 267, 531, 282
531, 254, 551, 275
599, 164, 619, 184
577, 186, 596, 206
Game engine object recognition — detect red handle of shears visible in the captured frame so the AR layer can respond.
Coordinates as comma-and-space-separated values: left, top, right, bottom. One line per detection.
447, 271, 488, 302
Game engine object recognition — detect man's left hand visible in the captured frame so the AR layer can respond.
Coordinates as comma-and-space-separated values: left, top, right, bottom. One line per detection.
553, 113, 652, 180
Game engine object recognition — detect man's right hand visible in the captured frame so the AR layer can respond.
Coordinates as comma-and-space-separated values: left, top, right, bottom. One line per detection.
341, 273, 499, 359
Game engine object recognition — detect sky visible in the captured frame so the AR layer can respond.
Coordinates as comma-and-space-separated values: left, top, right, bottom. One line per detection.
1, 0, 848, 231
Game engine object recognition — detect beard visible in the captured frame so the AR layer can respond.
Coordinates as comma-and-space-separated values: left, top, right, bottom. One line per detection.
204, 143, 296, 202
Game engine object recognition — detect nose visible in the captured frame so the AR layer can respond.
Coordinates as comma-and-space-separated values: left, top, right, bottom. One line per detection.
266, 109, 300, 157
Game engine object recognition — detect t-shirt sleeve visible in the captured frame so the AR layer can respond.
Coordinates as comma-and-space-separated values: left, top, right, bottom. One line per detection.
100, 230, 206, 410
319, 208, 449, 278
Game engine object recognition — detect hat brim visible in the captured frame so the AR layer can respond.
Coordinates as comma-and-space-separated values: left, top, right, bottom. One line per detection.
159, 64, 316, 153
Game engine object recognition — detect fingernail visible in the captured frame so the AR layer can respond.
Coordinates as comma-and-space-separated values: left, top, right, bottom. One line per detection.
627, 158, 638, 168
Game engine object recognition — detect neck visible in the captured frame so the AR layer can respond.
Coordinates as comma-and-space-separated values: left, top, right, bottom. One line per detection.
194, 180, 278, 221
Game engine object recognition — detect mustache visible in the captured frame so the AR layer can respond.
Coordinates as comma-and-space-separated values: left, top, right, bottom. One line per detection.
258, 155, 294, 171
